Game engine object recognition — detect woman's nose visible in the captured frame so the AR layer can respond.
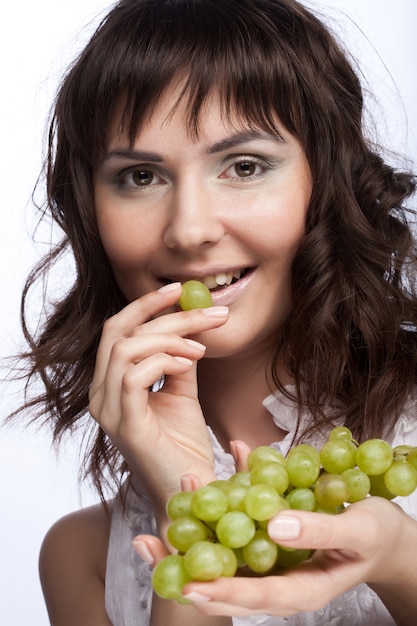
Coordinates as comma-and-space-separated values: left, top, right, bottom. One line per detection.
162, 177, 225, 251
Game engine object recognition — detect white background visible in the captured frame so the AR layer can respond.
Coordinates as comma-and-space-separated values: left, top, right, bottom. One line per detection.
1, 1, 416, 624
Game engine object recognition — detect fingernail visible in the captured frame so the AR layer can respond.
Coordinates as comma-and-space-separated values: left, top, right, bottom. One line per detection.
201, 306, 229, 318
182, 591, 211, 603
184, 338, 206, 351
268, 515, 301, 540
132, 540, 154, 565
174, 356, 193, 365
158, 282, 181, 293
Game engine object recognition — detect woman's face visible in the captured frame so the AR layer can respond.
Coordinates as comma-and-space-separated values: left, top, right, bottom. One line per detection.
94, 89, 312, 359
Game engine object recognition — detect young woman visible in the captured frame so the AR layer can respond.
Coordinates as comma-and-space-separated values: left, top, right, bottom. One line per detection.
16, 0, 417, 624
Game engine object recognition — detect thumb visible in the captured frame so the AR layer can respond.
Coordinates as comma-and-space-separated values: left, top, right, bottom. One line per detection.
267, 499, 386, 555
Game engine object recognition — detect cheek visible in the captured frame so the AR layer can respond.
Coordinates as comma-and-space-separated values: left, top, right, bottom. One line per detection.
96, 207, 151, 269
252, 197, 308, 260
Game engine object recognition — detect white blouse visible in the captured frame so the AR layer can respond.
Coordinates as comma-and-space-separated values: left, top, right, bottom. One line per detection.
105, 390, 417, 625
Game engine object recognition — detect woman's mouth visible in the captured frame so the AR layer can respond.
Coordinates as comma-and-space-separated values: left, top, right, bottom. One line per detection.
161, 267, 255, 307
161, 267, 253, 292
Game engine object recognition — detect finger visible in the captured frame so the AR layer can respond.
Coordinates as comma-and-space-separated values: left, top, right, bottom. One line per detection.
93, 354, 194, 431
92, 303, 227, 394
91, 283, 183, 383
90, 332, 205, 405
181, 474, 204, 491
111, 282, 183, 332
119, 353, 194, 415
181, 568, 322, 616
230, 440, 251, 471
132, 534, 170, 566
267, 498, 390, 555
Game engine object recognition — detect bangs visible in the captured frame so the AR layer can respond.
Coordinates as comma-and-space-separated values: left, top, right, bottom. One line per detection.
66, 0, 310, 161
58, 0, 364, 178
117, 1, 301, 142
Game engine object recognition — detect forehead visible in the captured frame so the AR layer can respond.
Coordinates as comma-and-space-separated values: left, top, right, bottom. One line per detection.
107, 79, 286, 149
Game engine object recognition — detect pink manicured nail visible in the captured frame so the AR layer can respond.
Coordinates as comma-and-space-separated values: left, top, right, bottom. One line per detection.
132, 540, 154, 565
201, 306, 229, 318
268, 516, 301, 540
182, 591, 211, 602
174, 356, 193, 365
158, 282, 181, 293
184, 338, 206, 351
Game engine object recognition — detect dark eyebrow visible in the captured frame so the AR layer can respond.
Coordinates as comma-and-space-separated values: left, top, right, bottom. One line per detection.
101, 130, 286, 164
208, 130, 286, 154
101, 149, 164, 164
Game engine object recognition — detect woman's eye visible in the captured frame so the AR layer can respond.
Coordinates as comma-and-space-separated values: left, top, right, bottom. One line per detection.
117, 167, 162, 189
222, 158, 267, 180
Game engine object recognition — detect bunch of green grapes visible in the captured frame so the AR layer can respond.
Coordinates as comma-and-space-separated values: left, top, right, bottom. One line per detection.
151, 428, 417, 600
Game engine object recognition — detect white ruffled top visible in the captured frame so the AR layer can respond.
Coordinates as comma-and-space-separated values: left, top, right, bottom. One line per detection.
105, 390, 417, 625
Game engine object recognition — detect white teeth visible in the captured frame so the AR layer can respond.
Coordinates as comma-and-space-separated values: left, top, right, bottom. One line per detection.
202, 269, 243, 290
203, 275, 218, 289
216, 273, 227, 286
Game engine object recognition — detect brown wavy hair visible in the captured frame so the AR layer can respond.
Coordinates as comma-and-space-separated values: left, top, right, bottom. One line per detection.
15, 0, 417, 496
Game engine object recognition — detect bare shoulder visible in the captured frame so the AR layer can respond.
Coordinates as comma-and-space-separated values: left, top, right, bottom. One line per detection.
39, 501, 114, 626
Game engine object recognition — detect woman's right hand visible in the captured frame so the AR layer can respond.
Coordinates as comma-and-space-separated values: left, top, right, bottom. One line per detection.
88, 282, 229, 518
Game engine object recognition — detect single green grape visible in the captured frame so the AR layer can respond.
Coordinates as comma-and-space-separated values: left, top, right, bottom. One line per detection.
384, 460, 417, 497
256, 496, 290, 529
406, 447, 417, 471
229, 471, 252, 488
314, 473, 350, 508
320, 439, 357, 474
393, 445, 414, 462
341, 467, 371, 502
242, 529, 279, 573
167, 515, 211, 552
285, 487, 316, 511
356, 439, 393, 475
247, 446, 286, 469
286, 451, 321, 488
152, 554, 192, 599
215, 510, 256, 548
191, 485, 228, 522
328, 426, 354, 442
166, 491, 194, 520
250, 461, 290, 494
178, 280, 213, 310
183, 541, 224, 581
244, 484, 282, 521
225, 483, 248, 512
208, 479, 232, 493
287, 443, 321, 465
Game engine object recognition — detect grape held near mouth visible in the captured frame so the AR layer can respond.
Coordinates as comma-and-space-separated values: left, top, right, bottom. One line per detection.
178, 280, 213, 310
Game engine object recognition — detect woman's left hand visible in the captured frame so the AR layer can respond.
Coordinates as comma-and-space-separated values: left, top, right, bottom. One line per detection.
134, 496, 417, 620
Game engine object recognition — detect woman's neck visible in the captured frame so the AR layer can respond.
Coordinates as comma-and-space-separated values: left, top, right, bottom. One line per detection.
197, 353, 289, 452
